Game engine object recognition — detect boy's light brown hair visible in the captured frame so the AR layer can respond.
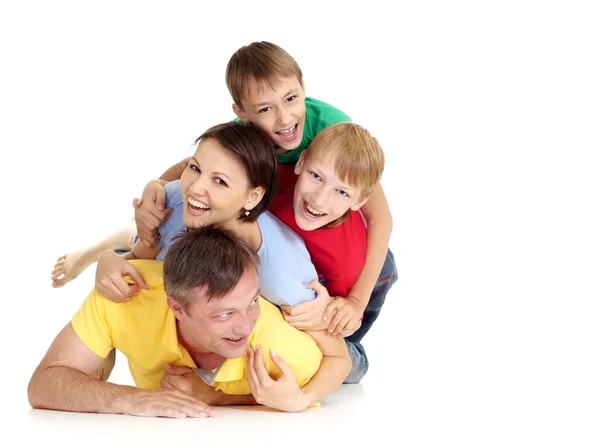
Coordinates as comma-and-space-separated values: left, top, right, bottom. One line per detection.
225, 41, 304, 106
302, 122, 385, 199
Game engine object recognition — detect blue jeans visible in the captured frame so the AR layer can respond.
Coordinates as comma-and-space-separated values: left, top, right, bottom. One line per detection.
343, 248, 398, 383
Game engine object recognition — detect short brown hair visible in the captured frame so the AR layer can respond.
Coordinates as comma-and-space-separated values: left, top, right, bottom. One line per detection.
163, 224, 260, 310
194, 121, 279, 222
225, 41, 304, 105
303, 122, 385, 198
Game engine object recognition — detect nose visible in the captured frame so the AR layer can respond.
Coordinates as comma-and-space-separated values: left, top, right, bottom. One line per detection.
312, 186, 331, 209
188, 174, 209, 196
232, 312, 255, 336
277, 106, 293, 127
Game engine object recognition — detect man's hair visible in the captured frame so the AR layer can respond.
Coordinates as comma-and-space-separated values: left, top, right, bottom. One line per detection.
225, 41, 304, 106
163, 224, 260, 311
193, 121, 279, 223
303, 122, 385, 198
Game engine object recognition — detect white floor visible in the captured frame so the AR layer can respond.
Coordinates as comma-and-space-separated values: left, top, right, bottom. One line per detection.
2, 2, 600, 447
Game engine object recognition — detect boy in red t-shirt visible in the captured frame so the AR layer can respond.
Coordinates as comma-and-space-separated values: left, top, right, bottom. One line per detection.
269, 122, 397, 382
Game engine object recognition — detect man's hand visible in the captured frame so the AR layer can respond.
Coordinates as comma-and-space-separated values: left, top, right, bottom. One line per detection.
160, 364, 221, 408
117, 388, 216, 419
280, 280, 332, 331
133, 180, 172, 247
95, 250, 150, 302
246, 345, 309, 413
323, 296, 365, 336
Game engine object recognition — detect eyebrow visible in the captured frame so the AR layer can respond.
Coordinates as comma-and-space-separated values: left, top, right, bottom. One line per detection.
210, 289, 260, 314
190, 157, 232, 182
311, 167, 353, 191
252, 89, 299, 109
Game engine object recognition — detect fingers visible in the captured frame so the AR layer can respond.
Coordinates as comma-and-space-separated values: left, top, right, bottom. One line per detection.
323, 299, 341, 321
153, 187, 166, 211
164, 364, 193, 376
306, 279, 330, 300
245, 346, 259, 394
97, 276, 134, 302
328, 309, 350, 335
164, 389, 217, 417
123, 264, 151, 290
252, 345, 272, 386
270, 348, 293, 378
160, 396, 212, 418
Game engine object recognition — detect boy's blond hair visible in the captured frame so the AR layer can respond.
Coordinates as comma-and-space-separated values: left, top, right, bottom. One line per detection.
225, 41, 304, 106
302, 122, 385, 199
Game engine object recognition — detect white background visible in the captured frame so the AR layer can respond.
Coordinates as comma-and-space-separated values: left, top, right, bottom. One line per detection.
1, 0, 599, 446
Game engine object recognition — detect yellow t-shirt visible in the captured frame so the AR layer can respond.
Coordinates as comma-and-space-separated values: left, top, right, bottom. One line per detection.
71, 260, 323, 395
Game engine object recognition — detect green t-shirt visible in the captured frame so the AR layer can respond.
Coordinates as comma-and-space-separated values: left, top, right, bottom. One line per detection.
233, 97, 351, 164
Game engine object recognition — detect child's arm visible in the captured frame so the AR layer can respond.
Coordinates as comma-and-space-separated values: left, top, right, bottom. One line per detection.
320, 182, 392, 335
133, 157, 190, 247
158, 157, 191, 182
335, 182, 392, 330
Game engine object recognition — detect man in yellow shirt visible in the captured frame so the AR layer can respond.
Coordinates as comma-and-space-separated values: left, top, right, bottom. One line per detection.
28, 225, 351, 417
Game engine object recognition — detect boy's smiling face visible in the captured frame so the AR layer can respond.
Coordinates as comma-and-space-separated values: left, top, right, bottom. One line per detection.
234, 76, 306, 153
292, 152, 369, 231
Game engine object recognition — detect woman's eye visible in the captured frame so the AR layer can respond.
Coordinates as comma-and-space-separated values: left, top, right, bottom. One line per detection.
215, 178, 227, 186
189, 164, 200, 172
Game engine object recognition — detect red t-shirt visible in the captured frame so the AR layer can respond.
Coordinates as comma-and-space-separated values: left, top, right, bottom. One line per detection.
268, 164, 368, 298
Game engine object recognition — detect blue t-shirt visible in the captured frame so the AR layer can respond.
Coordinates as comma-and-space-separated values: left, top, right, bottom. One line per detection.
157, 180, 317, 306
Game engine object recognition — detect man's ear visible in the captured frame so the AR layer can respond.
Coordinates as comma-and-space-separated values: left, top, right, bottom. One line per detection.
232, 103, 249, 123
294, 151, 306, 175
167, 296, 185, 320
244, 186, 266, 212
350, 195, 370, 211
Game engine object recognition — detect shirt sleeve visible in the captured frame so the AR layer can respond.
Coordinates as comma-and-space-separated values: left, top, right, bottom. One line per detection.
70, 289, 114, 359
158, 180, 184, 249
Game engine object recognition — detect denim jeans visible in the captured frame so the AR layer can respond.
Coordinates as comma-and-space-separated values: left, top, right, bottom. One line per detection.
343, 248, 398, 383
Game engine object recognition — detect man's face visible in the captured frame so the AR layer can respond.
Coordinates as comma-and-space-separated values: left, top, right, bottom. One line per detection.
292, 152, 368, 231
235, 76, 306, 153
171, 266, 261, 360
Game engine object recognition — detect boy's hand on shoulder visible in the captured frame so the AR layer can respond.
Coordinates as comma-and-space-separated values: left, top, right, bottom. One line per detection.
281, 280, 332, 331
133, 180, 173, 247
323, 296, 365, 336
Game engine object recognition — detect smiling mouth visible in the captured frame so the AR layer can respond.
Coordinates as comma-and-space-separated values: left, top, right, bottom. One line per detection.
188, 197, 210, 213
276, 124, 298, 142
223, 336, 247, 346
304, 201, 326, 218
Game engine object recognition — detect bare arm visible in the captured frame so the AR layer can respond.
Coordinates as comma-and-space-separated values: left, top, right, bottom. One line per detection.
349, 182, 393, 307
299, 330, 351, 406
28, 323, 214, 418
28, 323, 129, 413
161, 364, 258, 406
158, 157, 191, 182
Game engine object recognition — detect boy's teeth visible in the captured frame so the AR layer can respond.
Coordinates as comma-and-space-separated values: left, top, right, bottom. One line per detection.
306, 203, 324, 216
278, 125, 295, 134
189, 198, 209, 209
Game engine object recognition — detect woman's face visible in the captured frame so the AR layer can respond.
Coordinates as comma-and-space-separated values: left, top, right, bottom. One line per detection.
180, 137, 262, 229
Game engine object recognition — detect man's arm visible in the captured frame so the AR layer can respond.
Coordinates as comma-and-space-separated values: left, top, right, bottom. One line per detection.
28, 323, 213, 418
348, 182, 393, 307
